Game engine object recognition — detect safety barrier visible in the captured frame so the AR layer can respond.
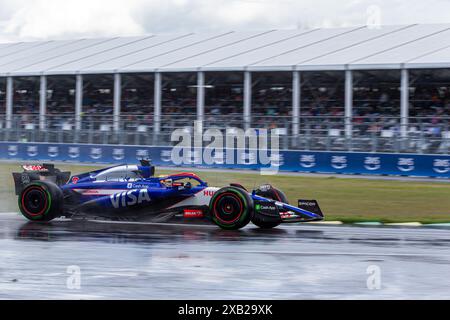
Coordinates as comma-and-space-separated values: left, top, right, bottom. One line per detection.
0, 142, 449, 178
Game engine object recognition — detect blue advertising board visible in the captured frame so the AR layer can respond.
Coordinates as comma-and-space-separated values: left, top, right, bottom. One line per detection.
0, 142, 449, 178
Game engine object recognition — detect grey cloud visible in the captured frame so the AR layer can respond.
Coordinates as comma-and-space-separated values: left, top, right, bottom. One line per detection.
0, 0, 449, 43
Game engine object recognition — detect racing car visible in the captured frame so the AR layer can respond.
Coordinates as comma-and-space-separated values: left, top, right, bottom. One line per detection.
12, 161, 324, 230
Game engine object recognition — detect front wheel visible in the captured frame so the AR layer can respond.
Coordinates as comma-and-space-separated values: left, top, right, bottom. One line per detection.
252, 186, 288, 229
209, 187, 254, 230
251, 216, 282, 229
18, 181, 64, 222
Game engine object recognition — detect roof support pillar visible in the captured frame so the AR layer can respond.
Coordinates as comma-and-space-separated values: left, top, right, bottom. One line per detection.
39, 75, 47, 130
75, 74, 83, 131
292, 71, 301, 145
244, 71, 252, 130
345, 70, 353, 139
154, 72, 162, 135
113, 73, 121, 132
400, 68, 409, 139
6, 76, 13, 129
197, 71, 205, 124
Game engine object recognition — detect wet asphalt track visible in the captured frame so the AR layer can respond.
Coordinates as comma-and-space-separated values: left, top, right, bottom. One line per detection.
1, 212, 450, 300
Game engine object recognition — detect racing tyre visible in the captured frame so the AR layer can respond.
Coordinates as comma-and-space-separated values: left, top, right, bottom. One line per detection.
209, 187, 254, 230
253, 186, 288, 229
252, 215, 282, 229
18, 181, 64, 222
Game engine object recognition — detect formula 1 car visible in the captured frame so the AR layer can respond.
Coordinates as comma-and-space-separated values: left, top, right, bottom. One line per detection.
12, 161, 324, 230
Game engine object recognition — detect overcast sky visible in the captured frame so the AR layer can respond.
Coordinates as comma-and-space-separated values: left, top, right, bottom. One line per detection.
0, 0, 450, 43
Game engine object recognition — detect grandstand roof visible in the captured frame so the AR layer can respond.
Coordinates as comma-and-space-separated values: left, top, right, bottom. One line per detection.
1, 24, 450, 76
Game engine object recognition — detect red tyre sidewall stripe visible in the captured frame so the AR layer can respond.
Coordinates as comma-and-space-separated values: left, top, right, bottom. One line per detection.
273, 189, 282, 202
212, 192, 245, 225
21, 186, 48, 217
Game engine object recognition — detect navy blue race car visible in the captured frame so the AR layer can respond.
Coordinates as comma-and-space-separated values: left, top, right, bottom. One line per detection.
13, 161, 324, 230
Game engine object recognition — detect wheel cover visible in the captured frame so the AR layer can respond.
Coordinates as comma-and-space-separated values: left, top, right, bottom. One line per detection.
21, 186, 49, 217
213, 192, 244, 224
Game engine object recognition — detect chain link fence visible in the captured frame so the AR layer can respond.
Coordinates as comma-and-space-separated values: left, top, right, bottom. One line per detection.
0, 114, 449, 154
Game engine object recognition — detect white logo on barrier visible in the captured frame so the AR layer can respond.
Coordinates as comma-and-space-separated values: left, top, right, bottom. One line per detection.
433, 159, 450, 174
27, 146, 38, 157
397, 158, 415, 172
331, 156, 347, 169
113, 148, 125, 161
136, 149, 149, 159
68, 147, 80, 159
364, 157, 381, 171
239, 151, 257, 165
8, 145, 18, 156
90, 148, 102, 160
269, 153, 284, 167
160, 150, 172, 162
48, 146, 58, 158
300, 155, 316, 168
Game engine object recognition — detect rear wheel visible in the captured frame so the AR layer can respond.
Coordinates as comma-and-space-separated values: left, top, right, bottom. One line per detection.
209, 187, 253, 230
18, 181, 63, 222
253, 186, 288, 229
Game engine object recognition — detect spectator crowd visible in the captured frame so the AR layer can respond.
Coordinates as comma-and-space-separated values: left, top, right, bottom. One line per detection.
1, 75, 449, 153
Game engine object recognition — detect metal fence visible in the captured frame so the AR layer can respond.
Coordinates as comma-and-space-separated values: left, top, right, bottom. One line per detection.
0, 114, 449, 154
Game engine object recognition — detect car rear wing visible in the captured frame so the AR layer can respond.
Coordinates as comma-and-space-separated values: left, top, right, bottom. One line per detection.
12, 164, 71, 195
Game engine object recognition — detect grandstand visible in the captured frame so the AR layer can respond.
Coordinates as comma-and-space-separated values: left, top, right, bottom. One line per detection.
0, 24, 450, 154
